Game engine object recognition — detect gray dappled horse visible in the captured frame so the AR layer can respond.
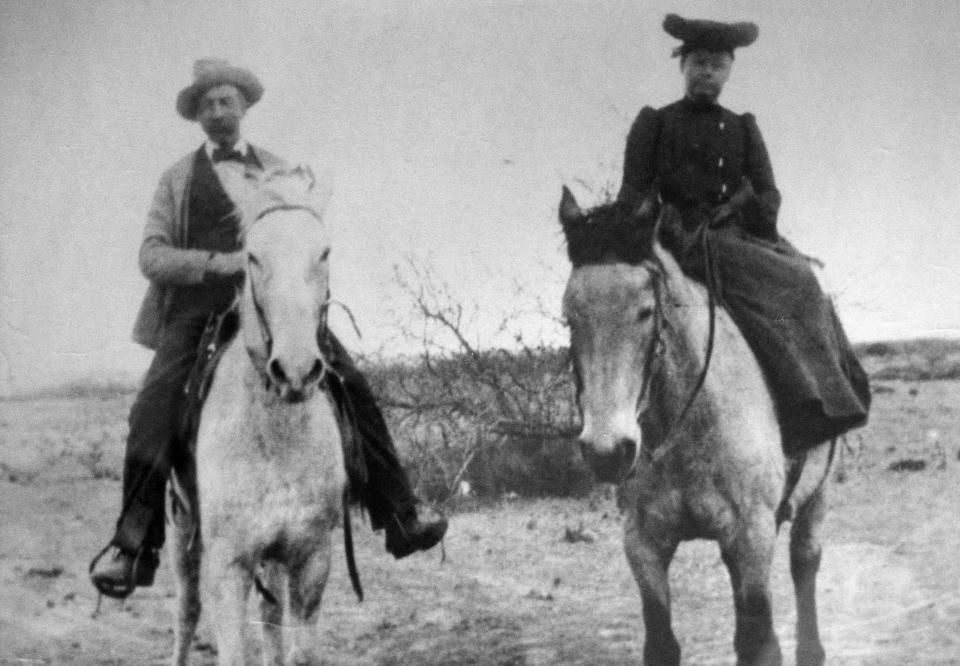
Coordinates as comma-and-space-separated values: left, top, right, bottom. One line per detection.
170, 166, 346, 665
559, 187, 834, 666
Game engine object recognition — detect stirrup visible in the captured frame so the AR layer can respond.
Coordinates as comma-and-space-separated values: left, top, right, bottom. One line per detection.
89, 544, 153, 600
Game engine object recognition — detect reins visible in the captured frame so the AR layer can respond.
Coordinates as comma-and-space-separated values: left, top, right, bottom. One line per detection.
635, 218, 719, 452
253, 203, 325, 224
674, 221, 719, 425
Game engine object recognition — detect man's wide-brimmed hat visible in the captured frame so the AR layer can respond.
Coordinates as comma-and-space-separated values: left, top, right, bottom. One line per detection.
176, 59, 264, 120
663, 14, 758, 58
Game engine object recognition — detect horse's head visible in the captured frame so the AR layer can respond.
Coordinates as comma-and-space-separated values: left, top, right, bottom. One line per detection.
559, 187, 662, 483
221, 164, 333, 403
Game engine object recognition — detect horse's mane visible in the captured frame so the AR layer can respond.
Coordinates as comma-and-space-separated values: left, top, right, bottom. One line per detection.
561, 199, 662, 268
215, 164, 330, 235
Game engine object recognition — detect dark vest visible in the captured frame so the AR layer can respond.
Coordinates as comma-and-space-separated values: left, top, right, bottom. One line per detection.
167, 148, 258, 318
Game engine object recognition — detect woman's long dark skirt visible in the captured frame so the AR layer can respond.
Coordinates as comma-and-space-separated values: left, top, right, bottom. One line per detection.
670, 222, 871, 453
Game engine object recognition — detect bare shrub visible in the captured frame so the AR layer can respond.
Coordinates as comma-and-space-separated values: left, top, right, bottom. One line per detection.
76, 435, 122, 481
856, 338, 960, 381
364, 258, 586, 503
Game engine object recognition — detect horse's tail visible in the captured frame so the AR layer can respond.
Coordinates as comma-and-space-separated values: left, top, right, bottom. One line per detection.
343, 489, 364, 602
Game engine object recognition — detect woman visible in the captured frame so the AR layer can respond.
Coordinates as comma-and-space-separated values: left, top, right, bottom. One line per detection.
619, 14, 870, 452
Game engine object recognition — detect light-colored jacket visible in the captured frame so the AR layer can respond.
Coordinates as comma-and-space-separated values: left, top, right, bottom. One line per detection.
132, 145, 286, 349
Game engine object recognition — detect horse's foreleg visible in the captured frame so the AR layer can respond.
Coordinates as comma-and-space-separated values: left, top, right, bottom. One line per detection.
203, 540, 253, 665
623, 514, 680, 666
790, 485, 827, 666
283, 535, 333, 665
169, 480, 201, 666
258, 560, 285, 666
721, 517, 781, 666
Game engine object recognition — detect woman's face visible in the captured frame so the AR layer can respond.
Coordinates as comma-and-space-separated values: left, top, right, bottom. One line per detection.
681, 49, 733, 104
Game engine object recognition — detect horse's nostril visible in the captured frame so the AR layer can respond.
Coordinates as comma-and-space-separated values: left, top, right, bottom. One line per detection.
304, 358, 324, 384
617, 438, 638, 469
268, 358, 288, 384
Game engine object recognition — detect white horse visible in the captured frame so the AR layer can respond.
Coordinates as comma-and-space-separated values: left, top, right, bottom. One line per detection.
170, 166, 346, 665
560, 188, 835, 666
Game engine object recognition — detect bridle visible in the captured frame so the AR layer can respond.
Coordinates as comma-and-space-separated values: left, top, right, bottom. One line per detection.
632, 220, 719, 456
245, 203, 336, 394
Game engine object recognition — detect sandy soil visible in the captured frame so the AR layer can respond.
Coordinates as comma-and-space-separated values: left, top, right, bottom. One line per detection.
1, 380, 959, 665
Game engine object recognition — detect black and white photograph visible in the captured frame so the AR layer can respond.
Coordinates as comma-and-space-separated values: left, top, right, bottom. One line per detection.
1, 1, 958, 663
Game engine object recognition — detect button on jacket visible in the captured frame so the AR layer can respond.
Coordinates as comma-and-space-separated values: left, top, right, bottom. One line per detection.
619, 98, 781, 240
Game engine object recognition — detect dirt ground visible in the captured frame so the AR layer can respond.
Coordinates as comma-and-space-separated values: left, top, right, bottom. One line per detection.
1, 379, 959, 665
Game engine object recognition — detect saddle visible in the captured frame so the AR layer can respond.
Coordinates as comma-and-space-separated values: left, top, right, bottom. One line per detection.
179, 305, 366, 493
176, 305, 366, 601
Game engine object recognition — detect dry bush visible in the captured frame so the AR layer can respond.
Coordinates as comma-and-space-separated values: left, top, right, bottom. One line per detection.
362, 258, 587, 504
857, 338, 960, 381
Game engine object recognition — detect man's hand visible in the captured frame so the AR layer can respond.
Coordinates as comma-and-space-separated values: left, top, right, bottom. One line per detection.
205, 251, 246, 280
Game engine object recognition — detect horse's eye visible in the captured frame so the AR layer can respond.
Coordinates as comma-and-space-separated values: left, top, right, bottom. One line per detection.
638, 307, 654, 322
247, 253, 260, 267
320, 247, 331, 262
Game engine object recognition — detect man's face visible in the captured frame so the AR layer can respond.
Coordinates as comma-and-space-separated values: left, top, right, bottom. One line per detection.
197, 84, 246, 147
681, 50, 733, 104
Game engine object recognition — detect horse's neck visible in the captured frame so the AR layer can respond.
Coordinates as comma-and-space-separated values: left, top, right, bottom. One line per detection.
645, 244, 771, 443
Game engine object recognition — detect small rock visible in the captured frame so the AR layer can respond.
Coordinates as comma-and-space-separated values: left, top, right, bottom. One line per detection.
563, 523, 597, 543
26, 566, 64, 579
524, 589, 554, 601
888, 458, 926, 472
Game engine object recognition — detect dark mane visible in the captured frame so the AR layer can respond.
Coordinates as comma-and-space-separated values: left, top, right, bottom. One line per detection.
561, 200, 661, 268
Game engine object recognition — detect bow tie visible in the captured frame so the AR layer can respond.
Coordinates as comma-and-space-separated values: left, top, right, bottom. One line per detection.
212, 147, 245, 163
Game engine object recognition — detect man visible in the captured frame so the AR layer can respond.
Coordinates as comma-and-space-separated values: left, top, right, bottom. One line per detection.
618, 16, 870, 452
90, 60, 447, 599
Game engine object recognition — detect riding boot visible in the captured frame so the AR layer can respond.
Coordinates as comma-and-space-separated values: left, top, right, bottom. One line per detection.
91, 310, 208, 597
323, 333, 448, 558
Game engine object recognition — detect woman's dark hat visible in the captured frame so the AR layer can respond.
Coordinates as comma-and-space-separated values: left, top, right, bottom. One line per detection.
176, 59, 264, 120
663, 14, 758, 58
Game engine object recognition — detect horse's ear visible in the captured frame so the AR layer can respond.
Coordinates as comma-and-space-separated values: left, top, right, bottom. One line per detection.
307, 165, 334, 215
559, 186, 583, 227
215, 162, 251, 204
216, 162, 261, 224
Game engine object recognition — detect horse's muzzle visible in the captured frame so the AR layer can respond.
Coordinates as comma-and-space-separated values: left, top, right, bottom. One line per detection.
579, 437, 638, 484
267, 355, 326, 404
277, 385, 312, 404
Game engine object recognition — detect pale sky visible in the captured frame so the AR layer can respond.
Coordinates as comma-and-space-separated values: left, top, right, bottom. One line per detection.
2, 0, 959, 394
